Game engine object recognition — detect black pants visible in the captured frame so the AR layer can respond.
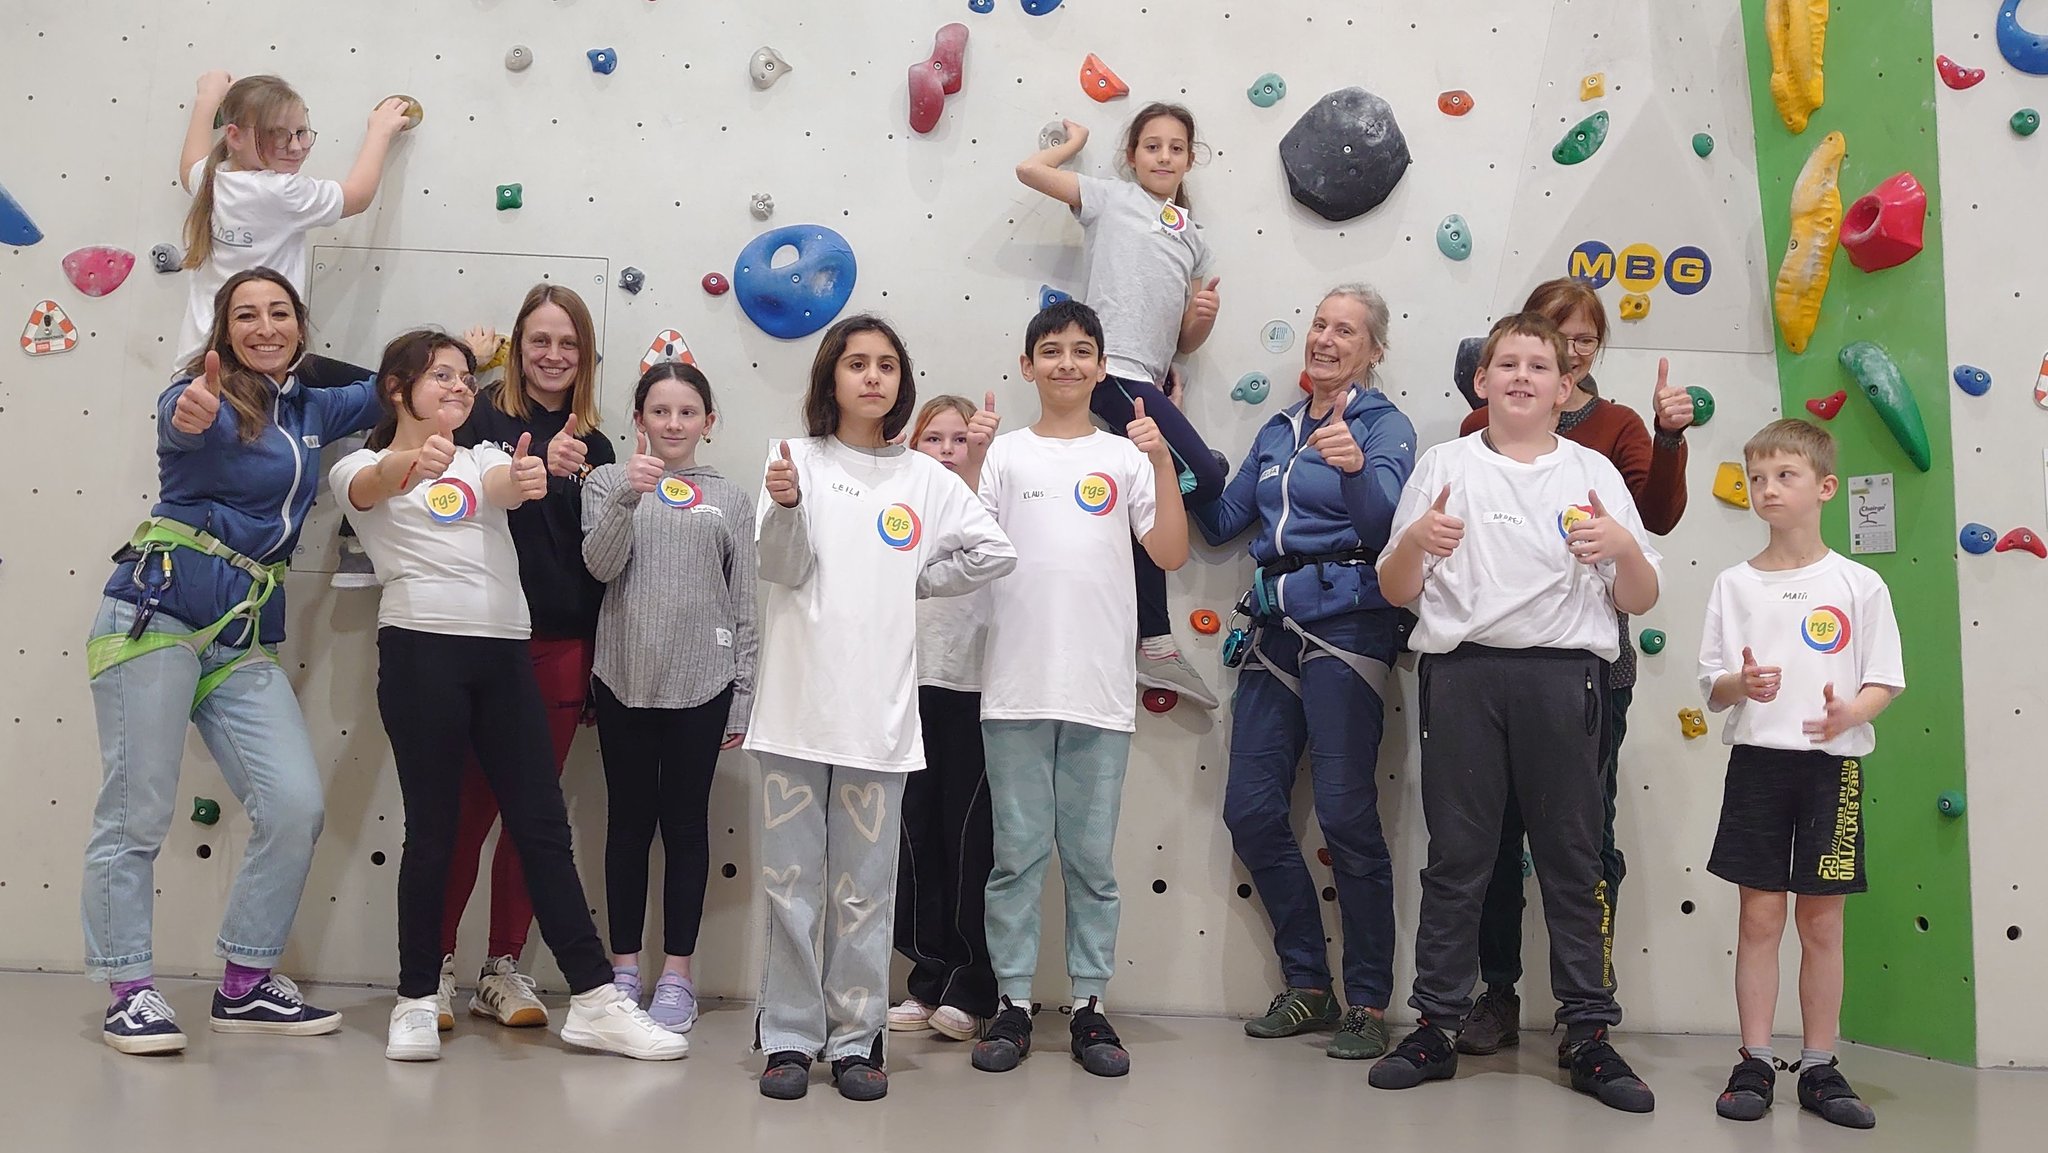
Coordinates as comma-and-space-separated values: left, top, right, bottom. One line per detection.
376, 627, 611, 999
1093, 374, 1226, 638
894, 687, 998, 1017
1409, 645, 1620, 1033
592, 677, 730, 957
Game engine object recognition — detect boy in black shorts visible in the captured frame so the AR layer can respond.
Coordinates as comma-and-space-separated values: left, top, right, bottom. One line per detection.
1696, 419, 1903, 1129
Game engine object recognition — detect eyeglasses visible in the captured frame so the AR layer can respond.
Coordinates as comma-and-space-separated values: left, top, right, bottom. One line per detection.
1565, 336, 1602, 354
265, 127, 319, 151
427, 368, 478, 395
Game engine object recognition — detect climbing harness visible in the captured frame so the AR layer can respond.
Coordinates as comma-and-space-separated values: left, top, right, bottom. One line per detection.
85, 517, 286, 707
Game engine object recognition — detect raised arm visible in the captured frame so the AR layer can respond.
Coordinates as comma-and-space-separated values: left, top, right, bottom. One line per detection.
339, 98, 413, 217
180, 71, 234, 186
1016, 119, 1088, 209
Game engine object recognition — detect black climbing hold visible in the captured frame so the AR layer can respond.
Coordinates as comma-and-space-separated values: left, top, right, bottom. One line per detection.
618, 266, 645, 294
1453, 335, 1485, 409
1279, 87, 1411, 222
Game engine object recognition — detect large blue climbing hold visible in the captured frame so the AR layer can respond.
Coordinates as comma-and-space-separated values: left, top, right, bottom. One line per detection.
1039, 285, 1072, 310
734, 225, 858, 340
0, 182, 44, 247
1020, 0, 1064, 14
1998, 1, 2048, 75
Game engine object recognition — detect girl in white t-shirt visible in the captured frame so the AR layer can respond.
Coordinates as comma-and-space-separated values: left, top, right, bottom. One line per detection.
746, 318, 1016, 1102
330, 329, 684, 1066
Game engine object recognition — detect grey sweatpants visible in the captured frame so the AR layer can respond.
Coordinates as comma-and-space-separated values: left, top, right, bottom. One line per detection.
1409, 645, 1620, 1033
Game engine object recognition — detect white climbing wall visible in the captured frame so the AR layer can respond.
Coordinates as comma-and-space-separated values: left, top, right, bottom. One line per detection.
0, 0, 1815, 1036
1931, 0, 2048, 1071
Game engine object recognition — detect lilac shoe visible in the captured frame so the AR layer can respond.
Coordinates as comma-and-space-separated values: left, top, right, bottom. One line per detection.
612, 967, 643, 1004
649, 973, 697, 1034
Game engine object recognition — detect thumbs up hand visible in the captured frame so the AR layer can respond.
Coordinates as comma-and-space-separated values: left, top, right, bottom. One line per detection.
1127, 396, 1168, 462
966, 391, 1001, 450
1651, 358, 1694, 433
1305, 396, 1364, 474
1803, 681, 1856, 743
625, 429, 665, 494
172, 351, 225, 435
511, 432, 548, 501
1739, 645, 1782, 703
546, 416, 590, 478
766, 440, 802, 508
412, 430, 457, 487
1190, 276, 1222, 326
1566, 488, 1635, 566
1406, 484, 1465, 557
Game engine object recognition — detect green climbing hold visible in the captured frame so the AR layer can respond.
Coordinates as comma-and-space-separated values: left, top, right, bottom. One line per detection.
1686, 385, 1715, 427
192, 797, 221, 826
1247, 72, 1287, 108
496, 184, 523, 211
1693, 132, 1715, 158
1638, 628, 1668, 655
1937, 790, 1966, 817
1838, 341, 1933, 472
1552, 111, 1610, 165
2014, 108, 2042, 136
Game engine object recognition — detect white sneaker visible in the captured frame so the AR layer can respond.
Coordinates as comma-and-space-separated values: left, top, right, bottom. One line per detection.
386, 996, 443, 1061
930, 1005, 982, 1041
560, 983, 689, 1060
469, 955, 548, 1028
435, 954, 456, 1032
1137, 646, 1221, 710
888, 997, 934, 1031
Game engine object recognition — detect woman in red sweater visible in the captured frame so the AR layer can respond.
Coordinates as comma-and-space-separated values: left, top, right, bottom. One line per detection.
1451, 277, 1695, 1057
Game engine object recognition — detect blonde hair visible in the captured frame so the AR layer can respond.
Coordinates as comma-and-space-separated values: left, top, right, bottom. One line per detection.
1743, 418, 1837, 479
495, 284, 601, 430
182, 76, 307, 271
910, 394, 977, 446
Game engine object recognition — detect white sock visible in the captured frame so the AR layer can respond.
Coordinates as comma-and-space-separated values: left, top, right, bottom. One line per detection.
1139, 635, 1178, 660
1073, 996, 1100, 1013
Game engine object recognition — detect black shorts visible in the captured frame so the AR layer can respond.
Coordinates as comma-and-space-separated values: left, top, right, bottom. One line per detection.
1707, 745, 1867, 895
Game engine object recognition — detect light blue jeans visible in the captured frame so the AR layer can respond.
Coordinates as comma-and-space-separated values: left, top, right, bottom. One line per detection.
81, 597, 326, 982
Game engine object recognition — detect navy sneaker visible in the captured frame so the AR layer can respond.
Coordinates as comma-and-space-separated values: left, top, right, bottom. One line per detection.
209, 973, 342, 1036
104, 987, 187, 1055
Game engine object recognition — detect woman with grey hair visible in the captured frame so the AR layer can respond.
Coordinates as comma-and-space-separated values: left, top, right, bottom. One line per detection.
1192, 284, 1417, 1060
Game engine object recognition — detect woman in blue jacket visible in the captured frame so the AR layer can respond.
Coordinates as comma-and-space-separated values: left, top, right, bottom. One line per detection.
1193, 284, 1416, 1062
81, 268, 380, 1055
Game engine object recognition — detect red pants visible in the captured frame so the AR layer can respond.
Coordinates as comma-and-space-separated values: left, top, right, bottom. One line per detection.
438, 636, 593, 960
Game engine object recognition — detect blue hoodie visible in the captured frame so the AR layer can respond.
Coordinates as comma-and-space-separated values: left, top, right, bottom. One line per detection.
1194, 385, 1416, 625
100, 371, 381, 648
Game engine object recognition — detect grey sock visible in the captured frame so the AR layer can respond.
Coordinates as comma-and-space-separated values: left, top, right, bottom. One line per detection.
1744, 1044, 1776, 1064
1800, 1048, 1834, 1071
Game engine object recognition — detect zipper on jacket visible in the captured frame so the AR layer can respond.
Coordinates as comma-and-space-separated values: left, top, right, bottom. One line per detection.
262, 385, 302, 560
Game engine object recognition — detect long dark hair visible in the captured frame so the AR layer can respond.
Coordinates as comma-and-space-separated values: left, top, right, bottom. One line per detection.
801, 314, 917, 441
1121, 101, 1201, 210
365, 329, 478, 451
181, 267, 309, 445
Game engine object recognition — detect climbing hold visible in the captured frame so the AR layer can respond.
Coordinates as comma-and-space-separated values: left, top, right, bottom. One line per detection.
750, 192, 776, 221
62, 246, 136, 298
1937, 790, 1967, 817
1638, 628, 1667, 655
1840, 172, 1926, 273
1279, 87, 1412, 222
1437, 90, 1475, 117
1248, 72, 1287, 108
1686, 386, 1715, 426
2014, 108, 2042, 137
1713, 462, 1750, 509
1436, 214, 1472, 261
1953, 365, 1992, 396
1317, 847, 1334, 868
1959, 523, 1998, 555
640, 329, 696, 375
1693, 132, 1716, 158
1453, 335, 1485, 409
1678, 707, 1708, 740
1765, 0, 1829, 133
150, 243, 182, 273
1997, 527, 2048, 558
2036, 354, 2048, 408
1020, 0, 1064, 13
1552, 111, 1610, 165
968, 0, 993, 11
1142, 688, 1178, 714
1936, 54, 1985, 89
1772, 131, 1846, 354
1261, 320, 1295, 354
496, 183, 523, 210
618, 267, 645, 295
701, 272, 730, 296
191, 797, 221, 826
1618, 292, 1651, 321
1520, 850, 1534, 878
1079, 53, 1129, 103
1299, 370, 1313, 395
1838, 342, 1932, 472
587, 48, 618, 75
1804, 389, 1847, 420
750, 46, 792, 89
1190, 609, 1221, 636
476, 334, 510, 374
1998, 0, 2048, 75
19, 300, 77, 356
908, 23, 970, 135
1038, 120, 1069, 150
505, 45, 533, 72
733, 225, 858, 340
1231, 372, 1271, 404
0, 181, 43, 246
387, 94, 424, 132
1579, 72, 1606, 101
1038, 285, 1073, 310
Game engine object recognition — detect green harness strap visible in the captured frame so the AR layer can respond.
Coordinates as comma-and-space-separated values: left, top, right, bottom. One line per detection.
86, 517, 287, 706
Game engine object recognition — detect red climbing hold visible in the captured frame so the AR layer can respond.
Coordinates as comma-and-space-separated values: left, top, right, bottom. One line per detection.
1438, 89, 1475, 116
1299, 370, 1313, 394
1839, 172, 1927, 273
1142, 688, 1178, 714
1996, 527, 2047, 558
1080, 53, 1129, 103
1937, 54, 1986, 90
1316, 847, 1333, 867
909, 23, 969, 134
1805, 389, 1847, 420
62, 246, 135, 298
701, 272, 730, 295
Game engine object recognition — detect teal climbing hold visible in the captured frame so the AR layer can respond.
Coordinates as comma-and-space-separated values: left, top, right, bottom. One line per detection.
1693, 133, 1715, 158
1937, 790, 1966, 817
191, 797, 221, 826
1247, 73, 1287, 108
2013, 108, 2041, 137
1638, 628, 1667, 655
1687, 385, 1715, 427
1838, 341, 1933, 472
1436, 214, 1472, 261
1231, 372, 1272, 404
1552, 111, 1609, 165
496, 184, 523, 210
0, 182, 43, 246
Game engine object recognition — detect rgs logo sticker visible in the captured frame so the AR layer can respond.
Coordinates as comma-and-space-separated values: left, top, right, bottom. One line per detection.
1567, 241, 1712, 296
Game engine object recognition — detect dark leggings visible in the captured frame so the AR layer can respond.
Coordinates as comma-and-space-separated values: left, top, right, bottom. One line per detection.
376, 627, 612, 999
592, 677, 731, 958
894, 686, 998, 1017
1093, 373, 1226, 637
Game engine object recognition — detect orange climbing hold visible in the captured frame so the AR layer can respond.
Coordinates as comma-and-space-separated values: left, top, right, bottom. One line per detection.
1190, 609, 1221, 635
1437, 89, 1475, 116
1080, 53, 1129, 103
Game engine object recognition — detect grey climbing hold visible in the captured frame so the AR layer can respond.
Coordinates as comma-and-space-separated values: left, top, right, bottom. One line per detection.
619, 267, 645, 295
150, 243, 182, 273
1279, 87, 1412, 222
1436, 214, 1472, 261
1247, 72, 1287, 108
751, 46, 792, 89
1453, 335, 1485, 409
750, 192, 775, 221
1039, 119, 1068, 150
506, 45, 533, 72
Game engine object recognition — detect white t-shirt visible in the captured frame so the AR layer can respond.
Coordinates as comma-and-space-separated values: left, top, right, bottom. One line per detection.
1696, 551, 1905, 756
1076, 174, 1213, 384
978, 429, 1161, 731
918, 587, 991, 693
329, 445, 529, 639
176, 158, 345, 368
1382, 432, 1660, 662
745, 438, 1015, 773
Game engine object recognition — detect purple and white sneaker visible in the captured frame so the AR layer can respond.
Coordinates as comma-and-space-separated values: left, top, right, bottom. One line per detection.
649, 973, 697, 1033
209, 973, 341, 1036
104, 987, 186, 1055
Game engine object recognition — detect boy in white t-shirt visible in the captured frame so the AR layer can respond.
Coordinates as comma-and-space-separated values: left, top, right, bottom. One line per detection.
1371, 314, 1662, 1113
968, 301, 1190, 1079
1698, 419, 1901, 1130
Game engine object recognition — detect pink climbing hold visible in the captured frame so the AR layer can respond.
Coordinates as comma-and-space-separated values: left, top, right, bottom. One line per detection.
62, 246, 135, 298
1996, 527, 2046, 558
1937, 54, 1986, 90
1839, 172, 1926, 273
908, 23, 970, 134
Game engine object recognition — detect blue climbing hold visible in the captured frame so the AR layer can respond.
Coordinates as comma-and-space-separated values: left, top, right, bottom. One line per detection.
1953, 364, 1992, 396
734, 225, 858, 340
1960, 523, 1998, 555
1998, 0, 2048, 76
1231, 372, 1272, 404
588, 48, 618, 75
1039, 285, 1073, 310
968, 0, 994, 12
0, 182, 44, 247
1020, 0, 1064, 14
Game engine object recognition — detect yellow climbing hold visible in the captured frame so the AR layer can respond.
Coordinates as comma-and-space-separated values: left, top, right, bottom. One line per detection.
1765, 0, 1828, 134
1713, 461, 1751, 509
1580, 72, 1606, 101
1618, 292, 1650, 321
1772, 130, 1845, 355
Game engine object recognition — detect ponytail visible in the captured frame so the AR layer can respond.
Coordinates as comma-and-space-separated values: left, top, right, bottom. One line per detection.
179, 142, 231, 270
179, 75, 308, 273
